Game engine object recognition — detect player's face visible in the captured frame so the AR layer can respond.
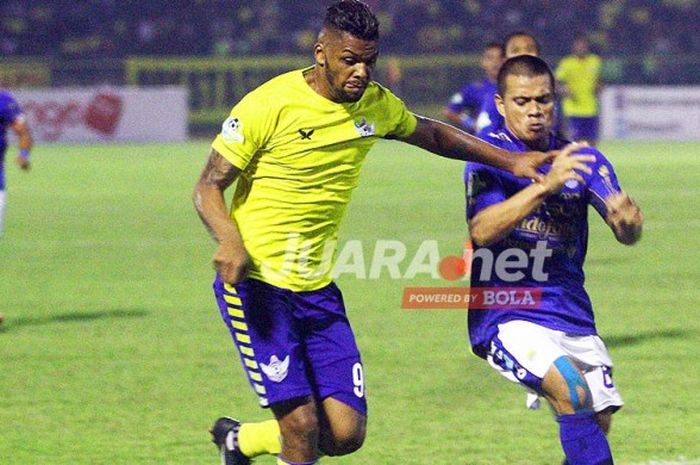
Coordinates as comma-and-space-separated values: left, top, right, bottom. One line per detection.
496, 73, 554, 149
505, 35, 539, 59
573, 38, 589, 57
481, 46, 503, 82
316, 30, 378, 103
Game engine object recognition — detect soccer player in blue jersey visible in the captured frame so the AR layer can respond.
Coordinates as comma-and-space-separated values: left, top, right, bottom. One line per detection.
478, 31, 542, 138
0, 89, 32, 326
443, 42, 503, 134
0, 89, 33, 236
465, 55, 643, 465
193, 2, 572, 465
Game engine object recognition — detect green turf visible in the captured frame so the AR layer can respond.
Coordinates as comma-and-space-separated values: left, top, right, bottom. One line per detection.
1, 139, 698, 464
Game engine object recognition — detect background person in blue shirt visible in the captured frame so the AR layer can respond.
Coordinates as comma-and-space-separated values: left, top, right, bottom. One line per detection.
0, 88, 33, 327
0, 89, 33, 236
443, 42, 503, 134
465, 55, 643, 465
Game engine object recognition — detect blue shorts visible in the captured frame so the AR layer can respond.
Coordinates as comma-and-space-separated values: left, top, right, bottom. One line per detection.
567, 116, 599, 142
213, 276, 367, 415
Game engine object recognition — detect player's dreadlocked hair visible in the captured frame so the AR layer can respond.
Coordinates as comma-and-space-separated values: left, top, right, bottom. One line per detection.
324, 0, 379, 41
497, 55, 556, 97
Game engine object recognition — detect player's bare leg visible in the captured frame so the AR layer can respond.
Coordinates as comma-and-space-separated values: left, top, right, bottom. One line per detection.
272, 397, 321, 463
318, 397, 366, 456
543, 356, 613, 465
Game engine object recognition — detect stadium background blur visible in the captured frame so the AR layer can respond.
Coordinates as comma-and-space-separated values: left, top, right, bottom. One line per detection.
2, 2, 700, 465
3, 0, 700, 134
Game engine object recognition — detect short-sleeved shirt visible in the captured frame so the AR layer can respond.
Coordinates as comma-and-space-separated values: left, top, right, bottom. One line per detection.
0, 90, 24, 189
446, 79, 502, 133
555, 54, 602, 117
0, 90, 23, 156
212, 67, 417, 291
465, 128, 621, 358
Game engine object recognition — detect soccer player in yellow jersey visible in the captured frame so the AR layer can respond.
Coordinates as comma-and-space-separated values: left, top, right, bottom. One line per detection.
556, 35, 602, 145
193, 2, 588, 464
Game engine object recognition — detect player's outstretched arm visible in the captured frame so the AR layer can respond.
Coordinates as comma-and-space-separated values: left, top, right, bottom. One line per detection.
11, 117, 33, 171
604, 192, 643, 245
470, 147, 595, 246
398, 114, 551, 181
193, 148, 250, 284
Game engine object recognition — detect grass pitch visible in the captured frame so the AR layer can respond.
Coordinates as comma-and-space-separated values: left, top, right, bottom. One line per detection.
1, 139, 699, 464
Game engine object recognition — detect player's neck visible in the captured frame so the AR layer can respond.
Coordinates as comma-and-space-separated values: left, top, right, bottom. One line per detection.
526, 136, 550, 152
305, 66, 339, 103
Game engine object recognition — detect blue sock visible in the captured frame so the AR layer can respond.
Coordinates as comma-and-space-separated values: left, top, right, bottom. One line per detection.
557, 413, 613, 465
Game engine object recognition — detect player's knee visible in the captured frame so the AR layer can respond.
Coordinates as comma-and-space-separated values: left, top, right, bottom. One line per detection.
319, 419, 366, 456
278, 409, 320, 450
548, 356, 593, 413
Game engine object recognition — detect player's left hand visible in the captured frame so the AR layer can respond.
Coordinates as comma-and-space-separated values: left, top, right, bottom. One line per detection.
15, 156, 31, 171
512, 151, 552, 182
605, 192, 643, 245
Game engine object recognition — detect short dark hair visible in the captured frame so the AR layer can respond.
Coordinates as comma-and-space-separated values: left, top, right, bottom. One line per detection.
497, 55, 555, 96
485, 41, 504, 55
504, 31, 541, 55
324, 0, 380, 41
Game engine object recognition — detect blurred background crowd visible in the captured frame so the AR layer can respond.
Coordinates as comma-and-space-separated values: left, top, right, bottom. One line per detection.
1, 0, 698, 59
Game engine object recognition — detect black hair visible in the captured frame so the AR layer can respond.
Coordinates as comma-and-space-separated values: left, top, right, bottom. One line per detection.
485, 41, 504, 55
497, 55, 555, 97
503, 31, 541, 55
324, 0, 380, 41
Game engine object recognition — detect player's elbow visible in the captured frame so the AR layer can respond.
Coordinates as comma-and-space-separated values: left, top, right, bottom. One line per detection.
469, 221, 495, 247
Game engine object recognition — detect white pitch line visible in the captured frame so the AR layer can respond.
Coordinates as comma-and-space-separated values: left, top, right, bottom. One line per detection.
626, 459, 700, 465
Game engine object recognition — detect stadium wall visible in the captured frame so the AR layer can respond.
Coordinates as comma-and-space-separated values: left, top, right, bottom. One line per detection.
12, 86, 188, 143
601, 86, 700, 141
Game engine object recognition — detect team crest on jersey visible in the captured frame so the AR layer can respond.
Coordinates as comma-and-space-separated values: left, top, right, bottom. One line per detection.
260, 355, 290, 383
354, 118, 376, 137
221, 116, 244, 143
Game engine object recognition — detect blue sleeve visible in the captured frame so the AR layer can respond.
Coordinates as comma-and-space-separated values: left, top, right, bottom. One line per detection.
447, 84, 479, 113
465, 163, 507, 221
0, 92, 23, 124
584, 149, 622, 219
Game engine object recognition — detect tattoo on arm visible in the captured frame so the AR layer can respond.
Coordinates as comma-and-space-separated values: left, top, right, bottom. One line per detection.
200, 149, 239, 190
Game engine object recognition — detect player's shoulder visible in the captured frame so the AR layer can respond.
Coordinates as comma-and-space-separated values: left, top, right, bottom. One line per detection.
553, 136, 611, 168
245, 68, 305, 101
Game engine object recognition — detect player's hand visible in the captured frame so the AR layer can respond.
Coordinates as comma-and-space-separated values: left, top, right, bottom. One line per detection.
512, 151, 553, 182
15, 156, 31, 171
540, 143, 596, 193
605, 193, 643, 245
213, 239, 251, 285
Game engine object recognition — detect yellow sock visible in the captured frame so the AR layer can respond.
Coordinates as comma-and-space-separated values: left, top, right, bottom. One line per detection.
238, 420, 281, 457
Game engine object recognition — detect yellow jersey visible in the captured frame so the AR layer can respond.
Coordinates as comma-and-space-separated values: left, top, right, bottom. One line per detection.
212, 67, 417, 291
555, 54, 601, 117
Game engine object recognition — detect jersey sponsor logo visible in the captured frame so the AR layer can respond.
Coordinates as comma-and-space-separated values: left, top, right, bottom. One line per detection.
298, 128, 315, 140
221, 117, 244, 143
260, 355, 290, 382
354, 118, 375, 137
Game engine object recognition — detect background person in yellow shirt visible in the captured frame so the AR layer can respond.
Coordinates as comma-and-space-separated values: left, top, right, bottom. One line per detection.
193, 2, 591, 465
556, 35, 602, 145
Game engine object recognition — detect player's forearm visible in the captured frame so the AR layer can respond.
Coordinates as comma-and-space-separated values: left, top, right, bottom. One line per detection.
193, 184, 243, 246
12, 120, 33, 151
470, 183, 549, 246
410, 116, 515, 171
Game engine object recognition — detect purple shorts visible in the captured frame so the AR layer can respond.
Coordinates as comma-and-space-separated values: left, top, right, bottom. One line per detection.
568, 116, 599, 142
213, 276, 367, 415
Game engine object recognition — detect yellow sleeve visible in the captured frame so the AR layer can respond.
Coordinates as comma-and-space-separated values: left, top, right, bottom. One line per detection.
211, 91, 276, 170
382, 87, 418, 138
555, 58, 570, 82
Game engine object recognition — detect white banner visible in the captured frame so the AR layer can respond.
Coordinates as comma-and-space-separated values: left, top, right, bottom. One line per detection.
601, 86, 700, 141
12, 86, 188, 143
